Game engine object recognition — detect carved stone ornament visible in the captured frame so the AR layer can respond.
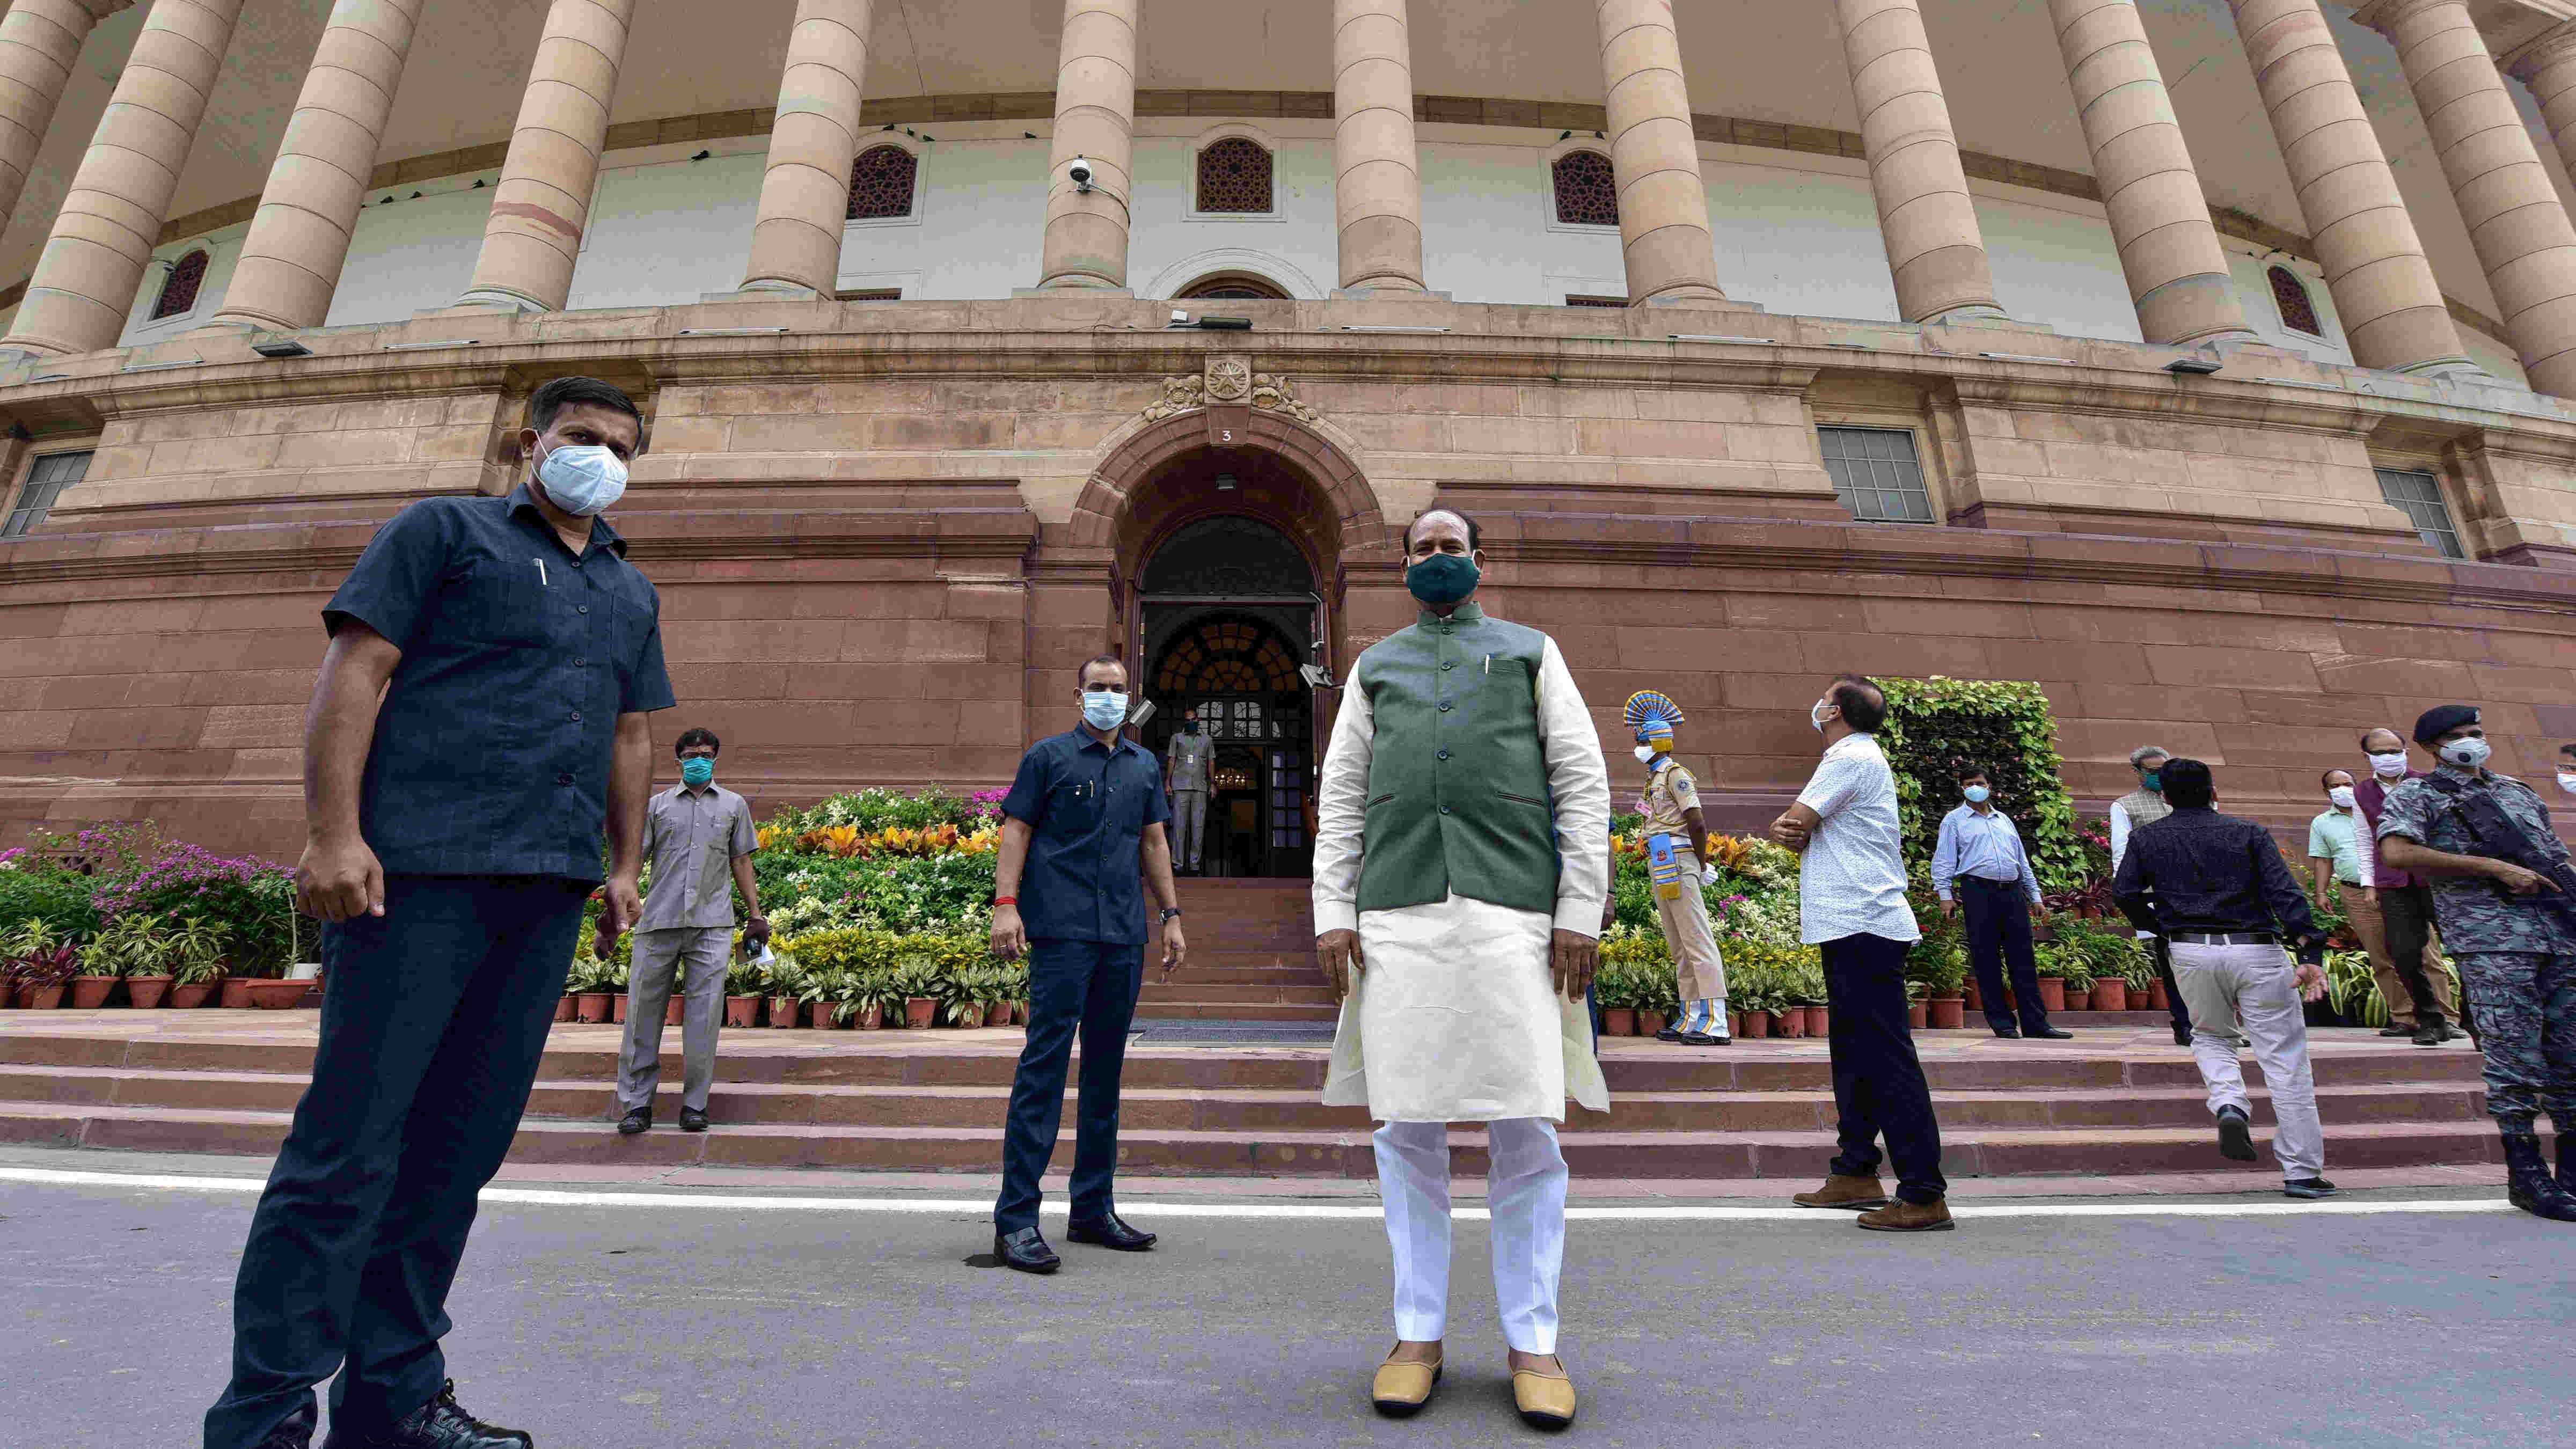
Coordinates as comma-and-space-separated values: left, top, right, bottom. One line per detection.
1139, 373, 1206, 421
1249, 372, 1318, 423
1136, 367, 1322, 426
1205, 356, 1253, 401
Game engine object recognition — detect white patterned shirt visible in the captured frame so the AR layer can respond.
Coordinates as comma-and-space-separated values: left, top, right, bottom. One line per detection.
1793, 733, 1921, 946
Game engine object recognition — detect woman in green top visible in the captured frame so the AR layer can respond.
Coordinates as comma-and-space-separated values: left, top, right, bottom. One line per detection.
2308, 768, 2372, 914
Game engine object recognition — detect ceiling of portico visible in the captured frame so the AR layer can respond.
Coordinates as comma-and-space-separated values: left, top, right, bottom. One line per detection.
4, 0, 2570, 331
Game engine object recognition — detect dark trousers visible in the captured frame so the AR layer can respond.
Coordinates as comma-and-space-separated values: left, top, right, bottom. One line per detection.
2148, 934, 2193, 1036
206, 875, 588, 1449
2379, 882, 2450, 1028
1960, 877, 2049, 1035
994, 937, 1145, 1233
1821, 932, 1948, 1204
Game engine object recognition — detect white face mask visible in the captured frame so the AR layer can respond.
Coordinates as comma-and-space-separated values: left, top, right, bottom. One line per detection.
535, 442, 628, 516
2327, 786, 2356, 809
1633, 744, 1657, 764
2439, 736, 2492, 770
2558, 771, 2576, 795
2367, 751, 2408, 778
1811, 701, 1834, 735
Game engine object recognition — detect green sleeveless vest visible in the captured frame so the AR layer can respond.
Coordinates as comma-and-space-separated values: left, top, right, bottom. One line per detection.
1351, 603, 1560, 916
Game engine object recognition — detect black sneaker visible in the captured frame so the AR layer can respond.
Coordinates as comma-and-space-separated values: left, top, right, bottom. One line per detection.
321, 1381, 530, 1449
2216, 1106, 2257, 1162
2282, 1177, 2340, 1200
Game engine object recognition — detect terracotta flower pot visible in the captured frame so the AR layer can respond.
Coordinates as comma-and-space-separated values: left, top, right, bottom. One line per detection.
768, 996, 799, 1027
553, 994, 576, 1023
1928, 996, 1966, 1029
1805, 1006, 1831, 1037
169, 983, 216, 1010
125, 975, 174, 1009
69, 976, 118, 1009
1014, 1000, 1029, 1024
1637, 1010, 1669, 1038
220, 977, 255, 1009
1725, 1012, 1744, 1038
2092, 982, 2129, 1013
23, 984, 67, 1009
664, 996, 685, 1027
574, 992, 612, 1024
904, 996, 937, 1029
984, 1000, 1012, 1028
2036, 978, 2066, 1012
2148, 980, 2170, 1011
724, 995, 759, 1028
2128, 985, 2152, 1011
612, 995, 628, 1024
1737, 1009, 1769, 1039
858, 1002, 884, 1030
807, 1001, 835, 1029
1907, 999, 1929, 1030
1774, 1008, 1805, 1038
247, 980, 310, 1009
1962, 982, 1982, 1012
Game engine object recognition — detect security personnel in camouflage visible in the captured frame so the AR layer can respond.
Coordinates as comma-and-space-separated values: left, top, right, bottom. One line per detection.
2376, 704, 2576, 1223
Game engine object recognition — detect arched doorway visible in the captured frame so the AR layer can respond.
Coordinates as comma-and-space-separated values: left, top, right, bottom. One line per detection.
1137, 516, 1318, 878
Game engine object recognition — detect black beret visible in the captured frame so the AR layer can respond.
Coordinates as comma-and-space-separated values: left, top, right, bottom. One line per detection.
2412, 705, 2480, 746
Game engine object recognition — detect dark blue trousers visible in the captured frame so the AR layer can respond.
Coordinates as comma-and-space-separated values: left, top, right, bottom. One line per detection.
204, 875, 588, 1449
1821, 931, 1949, 1205
1960, 876, 2051, 1035
994, 937, 1144, 1233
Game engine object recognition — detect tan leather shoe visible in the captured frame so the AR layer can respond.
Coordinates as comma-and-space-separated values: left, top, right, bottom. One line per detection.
1371, 1349, 1442, 1418
1791, 1173, 1889, 1210
1857, 1196, 1955, 1232
1511, 1366, 1577, 1429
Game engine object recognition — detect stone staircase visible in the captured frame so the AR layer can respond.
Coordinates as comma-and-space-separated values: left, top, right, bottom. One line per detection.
0, 1019, 2530, 1183
1136, 879, 1336, 1021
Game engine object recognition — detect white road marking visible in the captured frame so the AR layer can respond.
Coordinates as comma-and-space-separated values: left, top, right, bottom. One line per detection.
0, 1166, 2514, 1219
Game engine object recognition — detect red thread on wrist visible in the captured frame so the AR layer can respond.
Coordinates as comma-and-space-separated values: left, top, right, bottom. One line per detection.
994, 896, 1018, 906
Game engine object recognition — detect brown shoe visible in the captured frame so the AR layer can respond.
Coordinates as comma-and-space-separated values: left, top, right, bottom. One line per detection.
1791, 1173, 1890, 1210
1857, 1196, 1955, 1232
1510, 1366, 1577, 1430
1371, 1347, 1442, 1417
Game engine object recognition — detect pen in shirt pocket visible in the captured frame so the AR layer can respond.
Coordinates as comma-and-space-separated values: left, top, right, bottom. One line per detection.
533, 557, 548, 587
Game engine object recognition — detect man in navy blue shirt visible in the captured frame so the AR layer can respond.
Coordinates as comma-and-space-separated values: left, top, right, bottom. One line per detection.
988, 654, 1187, 1274
207, 377, 674, 1449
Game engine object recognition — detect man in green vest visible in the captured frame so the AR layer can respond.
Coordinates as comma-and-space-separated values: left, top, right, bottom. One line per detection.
1313, 506, 1610, 1431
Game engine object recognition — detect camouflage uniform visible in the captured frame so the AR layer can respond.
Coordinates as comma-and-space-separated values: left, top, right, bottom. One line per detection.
2376, 766, 2576, 1131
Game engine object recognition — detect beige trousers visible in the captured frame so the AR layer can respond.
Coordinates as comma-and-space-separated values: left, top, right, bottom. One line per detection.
1656, 848, 1726, 1002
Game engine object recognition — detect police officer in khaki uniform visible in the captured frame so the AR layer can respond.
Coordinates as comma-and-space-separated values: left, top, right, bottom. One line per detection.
1626, 692, 1728, 1044
1165, 707, 1214, 874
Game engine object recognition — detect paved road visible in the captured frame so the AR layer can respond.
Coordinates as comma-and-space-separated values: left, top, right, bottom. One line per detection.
3, 1164, 2570, 1449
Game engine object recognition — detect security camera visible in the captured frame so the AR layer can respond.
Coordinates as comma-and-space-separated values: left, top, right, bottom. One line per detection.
1069, 156, 1093, 193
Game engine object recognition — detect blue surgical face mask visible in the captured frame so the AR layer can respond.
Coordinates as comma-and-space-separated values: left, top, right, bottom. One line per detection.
1081, 690, 1129, 731
680, 757, 714, 787
1405, 552, 1479, 606
1963, 785, 1989, 804
536, 442, 628, 516
2142, 772, 2162, 793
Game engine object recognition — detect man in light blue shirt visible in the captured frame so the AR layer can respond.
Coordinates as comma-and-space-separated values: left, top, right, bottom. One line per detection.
1934, 766, 2066, 1040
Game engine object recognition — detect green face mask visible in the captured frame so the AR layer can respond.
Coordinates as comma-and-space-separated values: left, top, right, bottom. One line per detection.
1405, 552, 1479, 606
680, 757, 714, 787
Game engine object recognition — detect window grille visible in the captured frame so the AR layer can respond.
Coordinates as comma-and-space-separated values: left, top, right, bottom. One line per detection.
2, 450, 93, 538
1552, 151, 1618, 226
1818, 426, 1936, 524
846, 145, 917, 221
2268, 266, 2321, 336
1195, 137, 1274, 214
2374, 467, 2464, 559
1565, 294, 1628, 308
150, 252, 209, 320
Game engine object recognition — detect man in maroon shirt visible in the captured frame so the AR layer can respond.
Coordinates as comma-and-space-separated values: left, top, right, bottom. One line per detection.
2354, 727, 2461, 1043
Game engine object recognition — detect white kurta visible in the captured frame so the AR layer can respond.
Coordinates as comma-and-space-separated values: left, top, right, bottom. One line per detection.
1315, 632, 1612, 1123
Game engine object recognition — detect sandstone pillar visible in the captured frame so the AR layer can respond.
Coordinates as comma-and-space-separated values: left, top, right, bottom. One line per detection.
1832, 0, 2003, 323
1332, 0, 1425, 294
2359, 0, 2576, 398
1036, 0, 1137, 291
0, 0, 245, 358
0, 1, 135, 232
2503, 24, 2576, 183
2225, 0, 2472, 375
1593, 0, 1725, 305
741, 0, 874, 297
455, 0, 635, 313
208, 0, 423, 332
2048, 0, 2256, 345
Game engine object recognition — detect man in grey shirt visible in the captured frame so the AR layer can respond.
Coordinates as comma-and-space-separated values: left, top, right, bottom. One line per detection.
616, 727, 765, 1135
1166, 707, 1214, 874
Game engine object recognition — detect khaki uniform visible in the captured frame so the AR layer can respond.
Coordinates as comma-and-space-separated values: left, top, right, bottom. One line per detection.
1642, 760, 1725, 1006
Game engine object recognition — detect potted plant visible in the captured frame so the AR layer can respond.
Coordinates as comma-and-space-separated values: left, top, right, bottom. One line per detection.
848, 964, 895, 1030
800, 963, 843, 1029
1906, 980, 1929, 1031
566, 955, 616, 1024
894, 955, 941, 1029
723, 956, 764, 1028
765, 952, 807, 1027
71, 916, 144, 1008
8, 919, 82, 1008
151, 916, 228, 1009
607, 955, 632, 1023
2032, 943, 2072, 1014
1594, 961, 1639, 1037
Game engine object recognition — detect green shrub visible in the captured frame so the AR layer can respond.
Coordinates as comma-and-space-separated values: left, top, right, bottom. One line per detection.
1875, 677, 2085, 894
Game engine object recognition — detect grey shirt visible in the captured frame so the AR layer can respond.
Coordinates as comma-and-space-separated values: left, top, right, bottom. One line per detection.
636, 783, 757, 932
1166, 729, 1213, 793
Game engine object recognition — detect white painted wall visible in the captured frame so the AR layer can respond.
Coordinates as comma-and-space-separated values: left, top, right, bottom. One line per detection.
322, 184, 497, 329
567, 152, 765, 311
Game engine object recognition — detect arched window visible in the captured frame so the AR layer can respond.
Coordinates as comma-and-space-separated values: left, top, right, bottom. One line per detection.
1196, 137, 1274, 214
2268, 265, 2321, 336
149, 250, 209, 321
846, 144, 917, 221
1175, 271, 1291, 301
1553, 151, 1618, 227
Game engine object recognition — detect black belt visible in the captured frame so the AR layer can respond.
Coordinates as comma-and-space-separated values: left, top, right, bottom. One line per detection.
2170, 931, 2276, 946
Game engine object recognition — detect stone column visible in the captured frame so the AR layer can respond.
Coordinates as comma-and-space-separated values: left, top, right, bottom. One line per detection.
1332, 0, 1425, 294
741, 0, 874, 297
2224, 0, 2471, 375
2504, 24, 2576, 182
2359, 0, 2576, 398
207, 0, 422, 333
455, 0, 634, 313
1832, 0, 2003, 323
0, 0, 246, 358
1593, 0, 1725, 305
1036, 0, 1137, 291
0, 1, 136, 232
2048, 0, 2255, 345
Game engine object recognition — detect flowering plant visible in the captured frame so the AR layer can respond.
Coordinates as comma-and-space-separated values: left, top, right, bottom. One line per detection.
92, 844, 297, 976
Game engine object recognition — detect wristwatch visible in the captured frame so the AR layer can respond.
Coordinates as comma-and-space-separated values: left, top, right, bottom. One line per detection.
1160, 907, 1184, 923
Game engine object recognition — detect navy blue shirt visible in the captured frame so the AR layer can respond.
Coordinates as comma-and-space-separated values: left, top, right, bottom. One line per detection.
323, 483, 676, 881
1001, 727, 1171, 945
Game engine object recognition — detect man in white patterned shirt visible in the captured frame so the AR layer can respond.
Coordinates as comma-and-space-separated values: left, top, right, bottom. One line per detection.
1768, 674, 1951, 1232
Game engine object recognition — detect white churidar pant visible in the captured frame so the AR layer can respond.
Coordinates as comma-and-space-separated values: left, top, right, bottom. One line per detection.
1374, 1117, 1567, 1355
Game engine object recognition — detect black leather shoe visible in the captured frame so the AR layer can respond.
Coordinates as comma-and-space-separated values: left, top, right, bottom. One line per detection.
2412, 1021, 2446, 1047
2379, 1024, 2414, 1037
2282, 1176, 2341, 1200
2216, 1105, 2257, 1162
1066, 1211, 1158, 1251
255, 1401, 316, 1449
1654, 1026, 1683, 1042
678, 1107, 708, 1132
322, 1381, 530, 1449
2026, 1027, 2073, 1040
615, 1107, 649, 1136
2171, 1022, 2192, 1047
1990, 1027, 2022, 1039
994, 1226, 1060, 1274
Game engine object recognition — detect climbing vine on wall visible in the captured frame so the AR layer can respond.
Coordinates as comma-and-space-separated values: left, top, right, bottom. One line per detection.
1874, 676, 2085, 894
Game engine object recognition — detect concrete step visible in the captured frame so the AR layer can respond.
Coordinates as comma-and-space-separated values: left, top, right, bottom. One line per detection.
1128, 1001, 1340, 1021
